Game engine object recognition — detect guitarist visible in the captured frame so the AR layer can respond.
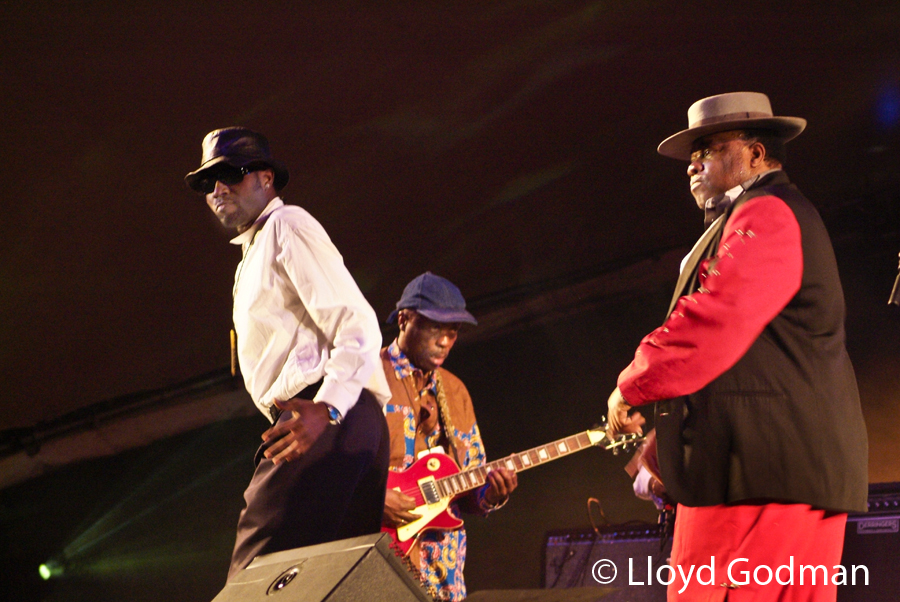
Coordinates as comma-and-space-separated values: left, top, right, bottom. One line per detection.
380, 272, 518, 601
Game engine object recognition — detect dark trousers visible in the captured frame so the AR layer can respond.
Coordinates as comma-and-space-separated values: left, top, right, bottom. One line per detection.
227, 390, 390, 581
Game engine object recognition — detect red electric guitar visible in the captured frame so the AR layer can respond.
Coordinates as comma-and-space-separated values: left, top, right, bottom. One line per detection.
383, 427, 643, 556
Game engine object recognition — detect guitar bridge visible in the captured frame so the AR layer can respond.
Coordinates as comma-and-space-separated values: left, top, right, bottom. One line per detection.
418, 477, 441, 505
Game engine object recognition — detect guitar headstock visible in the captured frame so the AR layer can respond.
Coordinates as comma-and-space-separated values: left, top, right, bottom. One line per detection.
586, 418, 645, 455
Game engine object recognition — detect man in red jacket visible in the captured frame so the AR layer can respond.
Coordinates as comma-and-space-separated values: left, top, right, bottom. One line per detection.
607, 92, 868, 601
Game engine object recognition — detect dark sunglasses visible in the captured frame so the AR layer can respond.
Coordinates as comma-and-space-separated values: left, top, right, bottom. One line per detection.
196, 165, 257, 194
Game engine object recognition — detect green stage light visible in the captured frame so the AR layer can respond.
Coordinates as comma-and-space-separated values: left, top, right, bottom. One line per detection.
39, 560, 64, 580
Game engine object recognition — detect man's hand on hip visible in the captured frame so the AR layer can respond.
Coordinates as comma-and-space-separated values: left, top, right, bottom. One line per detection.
262, 398, 331, 464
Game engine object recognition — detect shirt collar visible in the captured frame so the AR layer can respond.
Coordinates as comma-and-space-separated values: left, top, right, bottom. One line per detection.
387, 339, 437, 396
229, 197, 284, 247
703, 168, 782, 225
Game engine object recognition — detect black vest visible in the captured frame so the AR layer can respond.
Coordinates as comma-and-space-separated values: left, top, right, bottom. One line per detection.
655, 171, 868, 513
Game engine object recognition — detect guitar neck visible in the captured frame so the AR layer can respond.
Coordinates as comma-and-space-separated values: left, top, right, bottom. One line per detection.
435, 430, 605, 500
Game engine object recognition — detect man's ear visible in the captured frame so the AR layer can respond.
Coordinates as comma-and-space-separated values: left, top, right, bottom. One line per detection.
397, 310, 409, 332
747, 141, 767, 168
257, 168, 275, 190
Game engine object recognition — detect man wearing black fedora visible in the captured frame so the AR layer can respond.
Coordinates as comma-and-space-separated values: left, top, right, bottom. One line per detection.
185, 127, 392, 581
606, 93, 868, 600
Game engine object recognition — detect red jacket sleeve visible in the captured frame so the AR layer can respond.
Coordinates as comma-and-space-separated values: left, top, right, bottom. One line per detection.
617, 195, 803, 405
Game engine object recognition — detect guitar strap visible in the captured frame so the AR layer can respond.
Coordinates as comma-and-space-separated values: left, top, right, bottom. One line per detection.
432, 370, 463, 467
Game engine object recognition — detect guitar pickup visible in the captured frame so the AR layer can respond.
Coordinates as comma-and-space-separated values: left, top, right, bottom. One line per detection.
418, 476, 441, 505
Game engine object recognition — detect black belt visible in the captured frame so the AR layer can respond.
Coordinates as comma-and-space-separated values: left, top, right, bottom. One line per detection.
268, 379, 324, 422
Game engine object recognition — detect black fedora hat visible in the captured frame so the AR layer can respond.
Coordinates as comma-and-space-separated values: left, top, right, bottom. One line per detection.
184, 127, 289, 192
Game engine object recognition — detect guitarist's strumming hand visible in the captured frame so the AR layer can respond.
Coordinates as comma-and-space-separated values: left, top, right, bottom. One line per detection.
383, 488, 422, 527
606, 387, 645, 439
483, 466, 518, 507
261, 398, 331, 465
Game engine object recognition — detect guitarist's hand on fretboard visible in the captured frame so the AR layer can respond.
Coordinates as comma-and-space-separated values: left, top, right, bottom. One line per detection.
483, 466, 518, 507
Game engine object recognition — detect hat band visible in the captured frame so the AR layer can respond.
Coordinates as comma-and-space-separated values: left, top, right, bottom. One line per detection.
689, 110, 773, 129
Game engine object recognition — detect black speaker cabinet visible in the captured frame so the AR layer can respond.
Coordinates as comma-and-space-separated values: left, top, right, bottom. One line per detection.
838, 482, 900, 602
212, 533, 433, 602
467, 587, 618, 601
541, 483, 900, 602
543, 522, 670, 602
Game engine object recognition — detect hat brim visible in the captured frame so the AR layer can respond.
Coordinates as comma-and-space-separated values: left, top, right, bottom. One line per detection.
387, 307, 478, 326
184, 157, 290, 192
657, 116, 807, 160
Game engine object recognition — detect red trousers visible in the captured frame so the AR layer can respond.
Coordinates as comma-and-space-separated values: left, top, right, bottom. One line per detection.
668, 503, 847, 602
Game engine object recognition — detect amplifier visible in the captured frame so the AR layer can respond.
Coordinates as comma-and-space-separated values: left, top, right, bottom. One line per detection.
212, 533, 433, 602
838, 482, 900, 602
543, 522, 670, 602
541, 482, 900, 602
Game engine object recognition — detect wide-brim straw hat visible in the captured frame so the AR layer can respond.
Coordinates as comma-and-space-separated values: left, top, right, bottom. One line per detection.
658, 92, 807, 160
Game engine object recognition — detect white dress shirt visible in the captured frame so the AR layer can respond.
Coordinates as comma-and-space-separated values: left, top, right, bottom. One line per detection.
230, 198, 390, 421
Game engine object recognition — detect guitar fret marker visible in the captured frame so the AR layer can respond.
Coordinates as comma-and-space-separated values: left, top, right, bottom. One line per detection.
505, 459, 515, 471
557, 442, 568, 453
538, 449, 549, 460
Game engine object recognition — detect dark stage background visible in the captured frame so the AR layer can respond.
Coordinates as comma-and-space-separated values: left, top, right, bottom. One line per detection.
1, 2, 899, 601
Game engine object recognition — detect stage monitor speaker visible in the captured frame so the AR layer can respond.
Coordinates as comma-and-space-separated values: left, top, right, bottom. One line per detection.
212, 533, 433, 602
467, 587, 618, 601
838, 481, 900, 602
543, 522, 670, 602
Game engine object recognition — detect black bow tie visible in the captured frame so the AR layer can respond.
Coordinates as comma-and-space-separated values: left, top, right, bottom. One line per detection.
704, 195, 731, 227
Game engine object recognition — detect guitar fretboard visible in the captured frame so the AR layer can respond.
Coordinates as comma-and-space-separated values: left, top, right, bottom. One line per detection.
435, 430, 604, 500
